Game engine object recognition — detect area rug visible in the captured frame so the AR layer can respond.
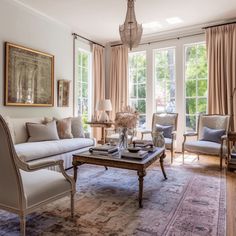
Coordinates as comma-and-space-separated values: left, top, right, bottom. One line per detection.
0, 162, 226, 236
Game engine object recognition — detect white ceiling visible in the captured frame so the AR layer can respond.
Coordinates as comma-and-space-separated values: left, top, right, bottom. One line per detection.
16, 0, 236, 44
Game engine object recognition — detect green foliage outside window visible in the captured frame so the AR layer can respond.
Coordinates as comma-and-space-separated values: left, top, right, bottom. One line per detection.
129, 52, 147, 128
77, 50, 90, 132
185, 43, 208, 131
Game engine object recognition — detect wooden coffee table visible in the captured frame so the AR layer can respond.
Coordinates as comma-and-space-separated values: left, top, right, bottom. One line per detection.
72, 148, 167, 208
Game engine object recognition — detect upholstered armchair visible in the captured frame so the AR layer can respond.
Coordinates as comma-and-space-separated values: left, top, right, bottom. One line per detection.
0, 115, 75, 236
182, 114, 230, 169
141, 113, 178, 163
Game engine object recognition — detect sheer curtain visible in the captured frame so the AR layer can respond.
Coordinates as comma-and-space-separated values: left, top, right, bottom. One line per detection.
206, 24, 236, 130
109, 45, 128, 120
92, 44, 105, 139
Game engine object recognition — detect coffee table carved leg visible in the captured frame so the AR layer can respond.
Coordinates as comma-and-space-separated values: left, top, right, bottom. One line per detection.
137, 170, 146, 208
73, 161, 78, 183
160, 153, 167, 180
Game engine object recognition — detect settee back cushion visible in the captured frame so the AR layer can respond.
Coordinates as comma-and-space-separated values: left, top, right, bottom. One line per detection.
10, 118, 44, 144
71, 116, 85, 138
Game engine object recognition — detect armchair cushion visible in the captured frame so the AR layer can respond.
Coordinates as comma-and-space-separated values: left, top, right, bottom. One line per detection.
184, 140, 226, 155
20, 169, 72, 207
155, 124, 173, 138
200, 127, 225, 144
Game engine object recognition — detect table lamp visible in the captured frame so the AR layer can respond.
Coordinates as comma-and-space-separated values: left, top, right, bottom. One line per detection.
96, 99, 112, 122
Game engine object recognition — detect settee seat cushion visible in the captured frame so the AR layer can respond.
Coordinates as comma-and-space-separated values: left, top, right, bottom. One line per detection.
20, 169, 71, 207
15, 138, 95, 162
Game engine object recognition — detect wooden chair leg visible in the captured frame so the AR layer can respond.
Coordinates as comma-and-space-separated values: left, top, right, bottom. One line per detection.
171, 149, 173, 164
71, 192, 74, 218
220, 155, 223, 170
20, 214, 26, 236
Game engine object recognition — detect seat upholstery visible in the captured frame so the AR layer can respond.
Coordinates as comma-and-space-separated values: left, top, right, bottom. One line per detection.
182, 114, 230, 170
15, 138, 95, 162
20, 169, 72, 207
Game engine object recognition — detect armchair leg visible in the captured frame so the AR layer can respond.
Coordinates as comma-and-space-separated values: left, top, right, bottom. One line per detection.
71, 193, 75, 218
171, 149, 173, 164
182, 143, 185, 164
220, 156, 223, 170
19, 214, 26, 236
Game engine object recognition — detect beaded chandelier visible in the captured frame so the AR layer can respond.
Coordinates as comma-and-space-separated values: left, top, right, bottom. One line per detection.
119, 0, 143, 50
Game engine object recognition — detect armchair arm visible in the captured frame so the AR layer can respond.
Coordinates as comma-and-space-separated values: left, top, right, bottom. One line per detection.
140, 130, 152, 140
183, 132, 198, 137
221, 134, 227, 141
171, 131, 177, 140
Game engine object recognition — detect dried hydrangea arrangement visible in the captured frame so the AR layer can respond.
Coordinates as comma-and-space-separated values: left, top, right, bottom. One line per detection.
115, 106, 139, 129
114, 106, 139, 149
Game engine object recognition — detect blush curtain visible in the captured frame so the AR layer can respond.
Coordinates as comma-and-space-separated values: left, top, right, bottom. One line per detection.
92, 44, 105, 139
109, 45, 128, 121
206, 23, 236, 130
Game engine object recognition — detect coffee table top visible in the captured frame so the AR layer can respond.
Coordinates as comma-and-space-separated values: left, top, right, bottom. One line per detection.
73, 147, 165, 170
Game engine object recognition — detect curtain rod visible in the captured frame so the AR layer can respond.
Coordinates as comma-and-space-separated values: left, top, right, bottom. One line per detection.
72, 33, 105, 48
202, 21, 236, 30
110, 32, 205, 48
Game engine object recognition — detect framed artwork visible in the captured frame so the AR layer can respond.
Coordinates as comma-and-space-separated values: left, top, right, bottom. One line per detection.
57, 80, 70, 107
5, 42, 54, 106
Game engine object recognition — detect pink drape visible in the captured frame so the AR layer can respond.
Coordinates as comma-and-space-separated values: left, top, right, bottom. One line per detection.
206, 24, 236, 130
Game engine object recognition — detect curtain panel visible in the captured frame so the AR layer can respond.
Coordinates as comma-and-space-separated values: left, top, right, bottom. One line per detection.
109, 45, 128, 120
206, 24, 236, 130
92, 44, 105, 139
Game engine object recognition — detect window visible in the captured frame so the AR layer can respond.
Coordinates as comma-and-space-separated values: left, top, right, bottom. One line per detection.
154, 47, 176, 112
76, 49, 91, 131
185, 43, 208, 131
128, 51, 147, 128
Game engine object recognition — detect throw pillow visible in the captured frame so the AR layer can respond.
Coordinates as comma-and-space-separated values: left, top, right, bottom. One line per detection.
56, 117, 73, 139
27, 120, 59, 142
155, 124, 173, 138
71, 116, 85, 138
200, 126, 225, 143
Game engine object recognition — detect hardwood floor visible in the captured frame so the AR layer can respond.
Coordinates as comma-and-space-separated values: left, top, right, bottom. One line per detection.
166, 152, 236, 236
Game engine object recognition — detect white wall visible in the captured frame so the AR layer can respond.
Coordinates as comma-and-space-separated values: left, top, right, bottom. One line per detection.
0, 0, 73, 118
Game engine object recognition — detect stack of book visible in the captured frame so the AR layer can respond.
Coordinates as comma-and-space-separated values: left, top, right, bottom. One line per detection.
121, 150, 148, 160
89, 145, 119, 156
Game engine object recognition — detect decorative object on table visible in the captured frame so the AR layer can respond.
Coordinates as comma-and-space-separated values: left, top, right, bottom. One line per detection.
89, 144, 119, 156
119, 0, 143, 50
57, 80, 70, 107
152, 131, 165, 148
5, 42, 54, 107
127, 147, 141, 153
121, 149, 148, 160
96, 99, 112, 122
115, 106, 139, 149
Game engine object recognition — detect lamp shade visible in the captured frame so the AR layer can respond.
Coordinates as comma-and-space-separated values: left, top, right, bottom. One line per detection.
96, 99, 112, 111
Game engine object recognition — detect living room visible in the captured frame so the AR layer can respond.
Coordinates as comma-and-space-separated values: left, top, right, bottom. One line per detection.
0, 0, 236, 235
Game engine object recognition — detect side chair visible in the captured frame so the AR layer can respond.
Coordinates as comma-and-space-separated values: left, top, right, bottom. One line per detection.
182, 114, 230, 170
141, 113, 178, 163
0, 115, 75, 236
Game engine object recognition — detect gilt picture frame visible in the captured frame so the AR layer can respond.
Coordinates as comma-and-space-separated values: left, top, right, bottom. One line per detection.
57, 80, 70, 107
5, 42, 54, 106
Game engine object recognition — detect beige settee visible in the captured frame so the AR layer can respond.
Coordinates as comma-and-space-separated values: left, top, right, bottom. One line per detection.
4, 117, 95, 169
